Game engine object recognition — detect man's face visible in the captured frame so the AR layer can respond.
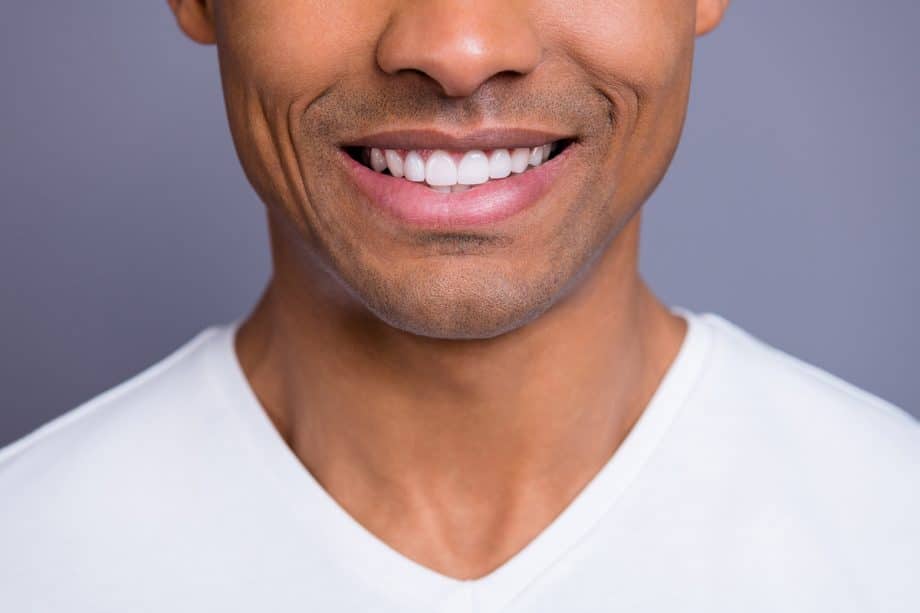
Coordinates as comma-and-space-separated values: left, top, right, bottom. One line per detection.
187, 1, 724, 339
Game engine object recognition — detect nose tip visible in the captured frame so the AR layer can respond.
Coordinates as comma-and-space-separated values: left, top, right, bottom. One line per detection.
376, 3, 542, 98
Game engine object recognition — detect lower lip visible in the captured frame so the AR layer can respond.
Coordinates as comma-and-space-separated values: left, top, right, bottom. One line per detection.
340, 145, 573, 228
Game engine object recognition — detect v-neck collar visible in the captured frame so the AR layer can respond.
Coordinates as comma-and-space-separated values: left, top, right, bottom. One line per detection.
207, 305, 713, 613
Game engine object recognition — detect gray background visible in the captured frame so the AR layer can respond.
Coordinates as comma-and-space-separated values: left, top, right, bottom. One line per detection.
1, 1, 917, 447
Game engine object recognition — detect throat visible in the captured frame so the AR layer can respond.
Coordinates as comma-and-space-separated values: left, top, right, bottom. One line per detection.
233, 252, 683, 582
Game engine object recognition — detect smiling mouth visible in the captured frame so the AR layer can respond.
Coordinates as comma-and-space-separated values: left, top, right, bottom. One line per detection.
337, 128, 577, 228
343, 139, 573, 193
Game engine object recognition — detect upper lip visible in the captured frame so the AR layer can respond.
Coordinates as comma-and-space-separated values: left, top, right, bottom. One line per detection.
340, 127, 575, 151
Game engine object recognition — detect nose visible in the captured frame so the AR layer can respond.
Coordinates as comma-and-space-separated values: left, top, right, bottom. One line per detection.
376, 1, 543, 98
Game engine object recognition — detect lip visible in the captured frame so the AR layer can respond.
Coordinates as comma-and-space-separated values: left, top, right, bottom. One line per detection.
339, 136, 576, 229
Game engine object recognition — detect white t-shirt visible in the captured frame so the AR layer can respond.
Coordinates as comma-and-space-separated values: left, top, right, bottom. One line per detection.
1, 307, 917, 612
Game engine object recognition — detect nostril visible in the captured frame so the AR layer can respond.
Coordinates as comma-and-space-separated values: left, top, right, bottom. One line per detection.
375, 6, 543, 100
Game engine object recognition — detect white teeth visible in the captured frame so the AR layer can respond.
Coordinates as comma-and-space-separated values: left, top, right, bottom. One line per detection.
528, 146, 543, 167
370, 148, 387, 172
425, 150, 458, 186
367, 143, 559, 186
404, 151, 426, 182
510, 148, 531, 173
457, 150, 490, 185
384, 149, 404, 178
431, 185, 452, 193
488, 149, 512, 179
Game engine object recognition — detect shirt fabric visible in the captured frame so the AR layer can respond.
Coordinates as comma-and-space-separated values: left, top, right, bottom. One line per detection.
1, 307, 917, 612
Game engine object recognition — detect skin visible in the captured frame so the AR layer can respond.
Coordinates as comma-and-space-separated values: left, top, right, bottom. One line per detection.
168, 0, 730, 580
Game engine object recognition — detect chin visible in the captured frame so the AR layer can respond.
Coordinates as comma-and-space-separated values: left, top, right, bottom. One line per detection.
353, 266, 561, 340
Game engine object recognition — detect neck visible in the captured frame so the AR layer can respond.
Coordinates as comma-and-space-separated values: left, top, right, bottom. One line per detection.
235, 211, 686, 578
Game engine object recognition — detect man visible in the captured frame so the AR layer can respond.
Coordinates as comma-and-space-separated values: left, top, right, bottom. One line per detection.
1, 0, 917, 611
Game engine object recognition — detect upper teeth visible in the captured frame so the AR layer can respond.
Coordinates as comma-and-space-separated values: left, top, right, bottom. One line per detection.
366, 145, 554, 190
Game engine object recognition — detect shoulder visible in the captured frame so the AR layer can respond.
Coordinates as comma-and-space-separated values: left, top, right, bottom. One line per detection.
0, 327, 226, 467
670, 311, 918, 507
694, 311, 918, 451
0, 326, 231, 532
687, 311, 919, 486
679, 312, 918, 578
646, 311, 920, 606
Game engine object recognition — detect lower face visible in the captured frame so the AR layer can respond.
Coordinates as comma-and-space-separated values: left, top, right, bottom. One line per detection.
213, 1, 697, 339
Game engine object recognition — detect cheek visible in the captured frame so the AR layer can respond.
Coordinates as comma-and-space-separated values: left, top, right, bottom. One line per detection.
213, 0, 385, 97
539, 0, 695, 206
539, 0, 694, 96
210, 1, 390, 224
